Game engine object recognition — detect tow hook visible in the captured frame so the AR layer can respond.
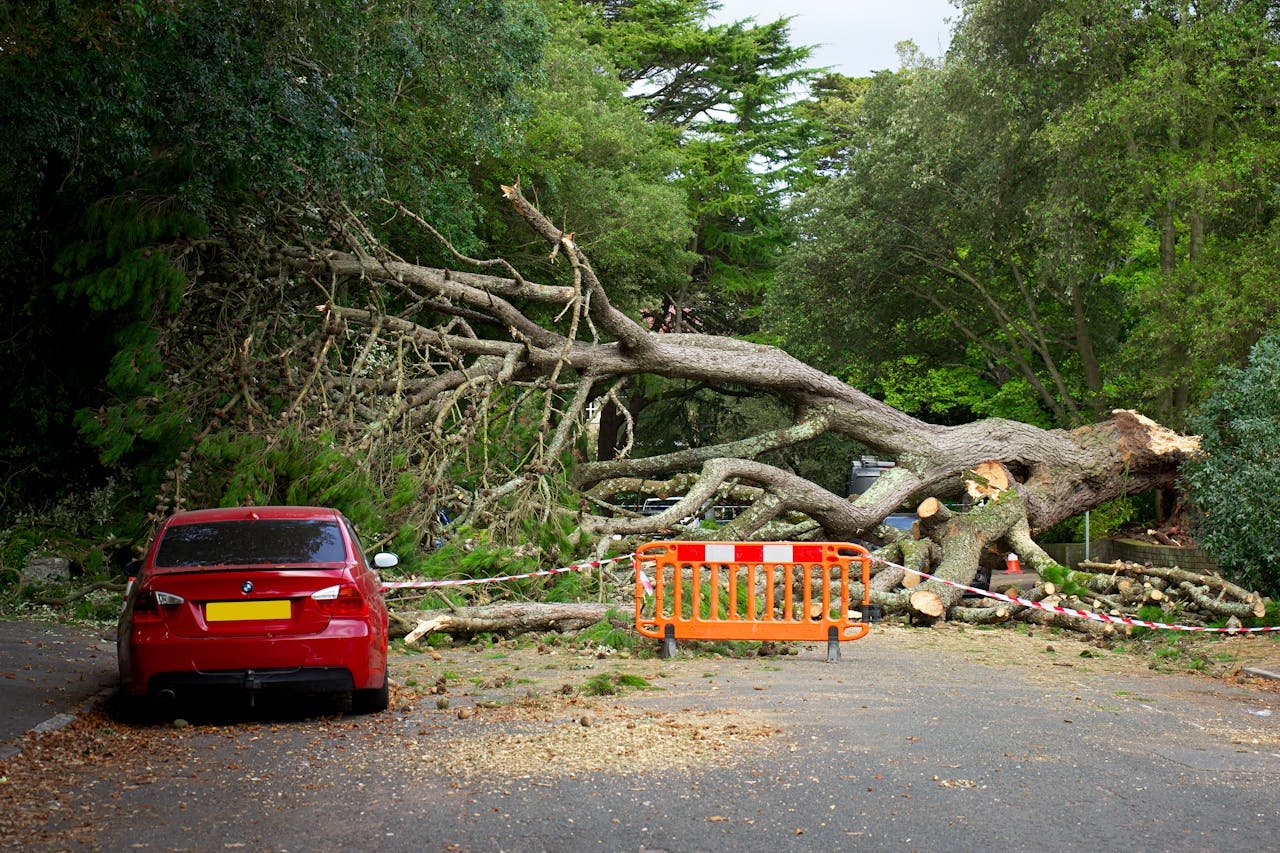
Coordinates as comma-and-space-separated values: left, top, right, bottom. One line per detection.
244, 669, 259, 707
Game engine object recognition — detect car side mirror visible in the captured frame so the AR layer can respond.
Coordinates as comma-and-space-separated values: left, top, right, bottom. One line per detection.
372, 552, 399, 570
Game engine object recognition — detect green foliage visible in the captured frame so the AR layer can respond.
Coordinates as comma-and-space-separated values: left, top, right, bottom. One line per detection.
577, 613, 638, 650
872, 355, 1053, 427
360, 0, 548, 257
0, 0, 547, 505
1042, 497, 1139, 544
1184, 328, 1280, 596
487, 24, 695, 307
1258, 599, 1280, 628
776, 0, 1280, 429
0, 478, 141, 600
580, 673, 618, 695
1128, 604, 1169, 639
193, 429, 383, 534
573, 0, 819, 333
409, 539, 538, 582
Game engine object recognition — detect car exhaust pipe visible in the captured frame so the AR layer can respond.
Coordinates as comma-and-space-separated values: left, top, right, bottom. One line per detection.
156, 688, 176, 703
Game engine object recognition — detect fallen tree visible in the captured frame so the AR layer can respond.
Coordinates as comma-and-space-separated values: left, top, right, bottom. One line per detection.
164, 186, 1230, 633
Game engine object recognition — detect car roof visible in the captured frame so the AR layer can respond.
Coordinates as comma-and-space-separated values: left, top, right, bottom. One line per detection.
163, 506, 343, 526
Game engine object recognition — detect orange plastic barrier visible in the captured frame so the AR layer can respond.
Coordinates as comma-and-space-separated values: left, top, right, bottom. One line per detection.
634, 541, 874, 660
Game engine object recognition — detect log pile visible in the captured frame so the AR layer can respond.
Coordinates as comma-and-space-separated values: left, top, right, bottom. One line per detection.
1070, 559, 1267, 624
869, 555, 1269, 638
861, 459, 1273, 636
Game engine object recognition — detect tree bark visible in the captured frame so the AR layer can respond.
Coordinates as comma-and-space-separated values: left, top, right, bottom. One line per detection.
400, 603, 616, 643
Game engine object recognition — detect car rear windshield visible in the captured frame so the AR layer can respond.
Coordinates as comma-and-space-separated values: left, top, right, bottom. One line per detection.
154, 520, 348, 567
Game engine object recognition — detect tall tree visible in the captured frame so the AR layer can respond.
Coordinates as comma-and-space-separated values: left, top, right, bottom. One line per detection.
572, 0, 817, 326
0, 0, 546, 501
776, 0, 1280, 429
478, 22, 696, 310
566, 0, 820, 459
1038, 0, 1280, 426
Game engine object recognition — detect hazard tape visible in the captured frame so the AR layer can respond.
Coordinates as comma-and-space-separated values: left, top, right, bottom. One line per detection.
872, 556, 1280, 634
379, 554, 632, 591
381, 544, 1276, 634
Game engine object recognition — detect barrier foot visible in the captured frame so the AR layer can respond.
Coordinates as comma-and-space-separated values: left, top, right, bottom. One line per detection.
860, 604, 882, 623
826, 626, 840, 662
660, 625, 677, 659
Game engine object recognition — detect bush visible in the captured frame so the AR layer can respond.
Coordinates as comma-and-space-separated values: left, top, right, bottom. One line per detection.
1183, 328, 1280, 596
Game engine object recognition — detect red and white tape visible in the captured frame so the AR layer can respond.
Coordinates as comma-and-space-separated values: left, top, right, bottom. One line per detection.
381, 543, 1276, 634
875, 556, 1280, 634
380, 554, 631, 591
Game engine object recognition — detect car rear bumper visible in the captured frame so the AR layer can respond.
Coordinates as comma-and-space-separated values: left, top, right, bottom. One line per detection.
121, 624, 384, 697
147, 666, 355, 700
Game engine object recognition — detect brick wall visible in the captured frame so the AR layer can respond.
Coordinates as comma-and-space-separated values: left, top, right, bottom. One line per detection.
1042, 539, 1220, 573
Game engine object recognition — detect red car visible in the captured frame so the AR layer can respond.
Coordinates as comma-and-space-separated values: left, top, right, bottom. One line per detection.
117, 506, 395, 713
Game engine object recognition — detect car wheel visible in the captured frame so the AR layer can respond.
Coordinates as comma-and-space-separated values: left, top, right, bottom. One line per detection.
108, 689, 151, 723
351, 674, 389, 714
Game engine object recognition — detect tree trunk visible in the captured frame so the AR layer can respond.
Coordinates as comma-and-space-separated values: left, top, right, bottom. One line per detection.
400, 603, 616, 643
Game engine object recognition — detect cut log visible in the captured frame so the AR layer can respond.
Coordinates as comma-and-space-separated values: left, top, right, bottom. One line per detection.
917, 497, 948, 520
1020, 609, 1119, 639
964, 461, 1010, 502
399, 602, 615, 643
909, 588, 946, 619
949, 603, 1012, 624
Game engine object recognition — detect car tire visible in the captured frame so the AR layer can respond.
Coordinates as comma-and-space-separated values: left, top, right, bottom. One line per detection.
108, 689, 153, 723
351, 674, 389, 714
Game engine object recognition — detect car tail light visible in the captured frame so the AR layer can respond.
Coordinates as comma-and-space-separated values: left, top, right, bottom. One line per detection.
131, 589, 185, 619
311, 583, 369, 617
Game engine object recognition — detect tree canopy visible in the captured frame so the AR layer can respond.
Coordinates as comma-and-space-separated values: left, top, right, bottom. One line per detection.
773, 0, 1280, 431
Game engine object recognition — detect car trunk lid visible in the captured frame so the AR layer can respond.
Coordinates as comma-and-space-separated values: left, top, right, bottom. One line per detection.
140, 568, 351, 638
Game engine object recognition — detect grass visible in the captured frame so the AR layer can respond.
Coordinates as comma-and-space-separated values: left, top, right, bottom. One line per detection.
1115, 690, 1155, 702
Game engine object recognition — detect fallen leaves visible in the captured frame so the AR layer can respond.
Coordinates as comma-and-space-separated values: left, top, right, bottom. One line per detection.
417, 698, 780, 778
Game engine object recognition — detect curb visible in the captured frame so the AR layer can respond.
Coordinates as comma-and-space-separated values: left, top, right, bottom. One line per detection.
1242, 665, 1280, 682
0, 685, 116, 761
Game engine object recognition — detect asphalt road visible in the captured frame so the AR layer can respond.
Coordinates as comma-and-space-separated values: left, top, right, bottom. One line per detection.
5, 621, 1277, 851
0, 619, 116, 760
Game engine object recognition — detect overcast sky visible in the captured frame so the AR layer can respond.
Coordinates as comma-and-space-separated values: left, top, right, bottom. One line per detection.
709, 0, 958, 77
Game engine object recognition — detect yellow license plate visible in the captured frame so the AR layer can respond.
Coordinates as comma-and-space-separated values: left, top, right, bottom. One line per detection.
206, 600, 291, 622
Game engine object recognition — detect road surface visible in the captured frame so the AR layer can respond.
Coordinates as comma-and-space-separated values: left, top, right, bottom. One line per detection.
2, 621, 1277, 850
